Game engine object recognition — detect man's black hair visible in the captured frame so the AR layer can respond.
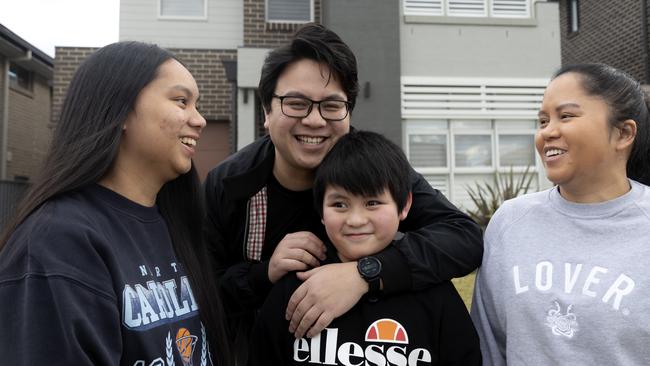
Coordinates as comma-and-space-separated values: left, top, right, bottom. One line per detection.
258, 23, 359, 112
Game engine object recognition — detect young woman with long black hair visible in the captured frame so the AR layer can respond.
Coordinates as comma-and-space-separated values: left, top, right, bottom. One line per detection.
0, 42, 230, 365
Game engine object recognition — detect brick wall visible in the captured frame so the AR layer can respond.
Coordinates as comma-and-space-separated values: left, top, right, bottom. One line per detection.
52, 47, 97, 124
53, 47, 235, 123
244, 0, 322, 48
170, 48, 236, 121
559, 0, 649, 81
7, 74, 52, 180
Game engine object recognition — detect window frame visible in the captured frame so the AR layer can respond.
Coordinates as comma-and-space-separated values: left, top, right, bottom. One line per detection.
8, 62, 33, 94
495, 131, 537, 170
265, 0, 314, 24
158, 0, 208, 20
452, 129, 495, 173
405, 120, 450, 174
495, 120, 537, 171
405, 118, 541, 204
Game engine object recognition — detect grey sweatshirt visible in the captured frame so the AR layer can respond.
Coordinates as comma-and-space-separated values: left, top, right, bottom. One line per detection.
471, 180, 650, 366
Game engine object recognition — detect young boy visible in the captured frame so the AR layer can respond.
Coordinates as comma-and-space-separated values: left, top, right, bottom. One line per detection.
248, 130, 481, 366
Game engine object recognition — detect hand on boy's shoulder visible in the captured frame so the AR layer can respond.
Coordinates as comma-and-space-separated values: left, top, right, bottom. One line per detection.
268, 231, 327, 283
285, 262, 368, 338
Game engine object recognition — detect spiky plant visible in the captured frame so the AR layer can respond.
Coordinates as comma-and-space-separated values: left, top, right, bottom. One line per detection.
465, 166, 535, 230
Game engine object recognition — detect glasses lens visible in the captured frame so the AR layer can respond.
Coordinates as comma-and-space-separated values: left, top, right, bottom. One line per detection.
281, 97, 311, 118
319, 101, 348, 120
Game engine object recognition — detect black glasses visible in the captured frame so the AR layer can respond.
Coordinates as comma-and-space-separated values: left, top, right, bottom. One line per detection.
273, 94, 350, 121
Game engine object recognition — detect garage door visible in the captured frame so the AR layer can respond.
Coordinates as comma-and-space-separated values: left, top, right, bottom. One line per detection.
194, 120, 230, 182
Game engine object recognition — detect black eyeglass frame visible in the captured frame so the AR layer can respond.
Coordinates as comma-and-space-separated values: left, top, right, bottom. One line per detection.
272, 94, 351, 121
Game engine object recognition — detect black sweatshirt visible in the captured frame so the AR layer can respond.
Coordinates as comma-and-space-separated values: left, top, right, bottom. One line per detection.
249, 259, 481, 366
0, 185, 213, 365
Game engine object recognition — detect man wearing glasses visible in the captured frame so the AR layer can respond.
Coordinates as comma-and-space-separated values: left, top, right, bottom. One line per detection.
203, 23, 483, 364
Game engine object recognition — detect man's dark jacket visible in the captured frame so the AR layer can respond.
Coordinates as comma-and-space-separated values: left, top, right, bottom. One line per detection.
203, 134, 483, 361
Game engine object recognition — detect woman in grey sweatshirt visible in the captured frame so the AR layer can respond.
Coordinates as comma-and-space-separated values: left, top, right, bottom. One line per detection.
471, 63, 650, 366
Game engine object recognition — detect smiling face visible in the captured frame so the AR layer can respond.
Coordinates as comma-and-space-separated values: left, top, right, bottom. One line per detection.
536, 72, 625, 196
119, 59, 205, 185
264, 59, 350, 185
322, 186, 410, 263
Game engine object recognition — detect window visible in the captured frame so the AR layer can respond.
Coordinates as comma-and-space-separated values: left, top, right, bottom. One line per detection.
402, 78, 546, 207
409, 134, 448, 167
159, 0, 206, 19
405, 119, 539, 207
404, 0, 530, 18
266, 0, 313, 23
568, 0, 579, 33
454, 134, 492, 167
498, 134, 535, 167
8, 63, 32, 92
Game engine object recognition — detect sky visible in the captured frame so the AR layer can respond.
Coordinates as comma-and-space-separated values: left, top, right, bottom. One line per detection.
0, 0, 119, 58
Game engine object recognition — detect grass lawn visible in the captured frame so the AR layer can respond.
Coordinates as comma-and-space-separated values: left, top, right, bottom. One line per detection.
451, 271, 476, 310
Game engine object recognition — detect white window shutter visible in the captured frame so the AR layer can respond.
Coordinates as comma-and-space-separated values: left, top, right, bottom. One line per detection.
491, 0, 529, 18
267, 0, 312, 22
424, 175, 449, 198
408, 134, 448, 167
404, 0, 444, 16
448, 0, 487, 17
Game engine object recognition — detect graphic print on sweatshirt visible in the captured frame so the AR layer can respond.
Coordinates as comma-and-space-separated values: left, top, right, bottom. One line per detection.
545, 301, 578, 338
122, 262, 199, 330
129, 323, 212, 366
124, 261, 213, 366
293, 318, 432, 365
512, 260, 637, 339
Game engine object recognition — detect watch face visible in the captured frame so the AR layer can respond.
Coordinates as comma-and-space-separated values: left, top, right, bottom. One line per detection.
359, 257, 381, 278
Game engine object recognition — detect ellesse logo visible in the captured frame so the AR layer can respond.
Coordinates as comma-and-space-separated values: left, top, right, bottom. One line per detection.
293, 318, 432, 365
365, 318, 409, 344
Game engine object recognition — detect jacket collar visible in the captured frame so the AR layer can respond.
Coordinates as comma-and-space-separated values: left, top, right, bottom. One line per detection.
222, 135, 276, 201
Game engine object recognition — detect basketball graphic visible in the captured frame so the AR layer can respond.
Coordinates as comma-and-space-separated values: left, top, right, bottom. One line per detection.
365, 318, 409, 344
175, 327, 198, 366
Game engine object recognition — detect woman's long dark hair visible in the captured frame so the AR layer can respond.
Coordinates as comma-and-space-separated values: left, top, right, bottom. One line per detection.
0, 41, 231, 365
554, 63, 650, 185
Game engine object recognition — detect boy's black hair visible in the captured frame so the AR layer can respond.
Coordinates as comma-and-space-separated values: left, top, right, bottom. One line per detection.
258, 23, 359, 112
313, 130, 411, 216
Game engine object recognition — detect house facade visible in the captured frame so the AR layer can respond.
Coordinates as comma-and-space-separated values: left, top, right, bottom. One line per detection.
0, 23, 53, 182
53, 0, 563, 208
0, 23, 53, 229
397, 0, 561, 207
323, 0, 561, 209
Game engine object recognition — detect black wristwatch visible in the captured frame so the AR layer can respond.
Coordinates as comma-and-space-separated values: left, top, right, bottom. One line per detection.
357, 256, 382, 302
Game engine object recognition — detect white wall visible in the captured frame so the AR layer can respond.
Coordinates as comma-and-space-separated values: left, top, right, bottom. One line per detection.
236, 47, 270, 150
119, 0, 243, 49
400, 1, 561, 78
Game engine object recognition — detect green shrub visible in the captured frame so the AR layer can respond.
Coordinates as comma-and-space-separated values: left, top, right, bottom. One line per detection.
465, 166, 535, 230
